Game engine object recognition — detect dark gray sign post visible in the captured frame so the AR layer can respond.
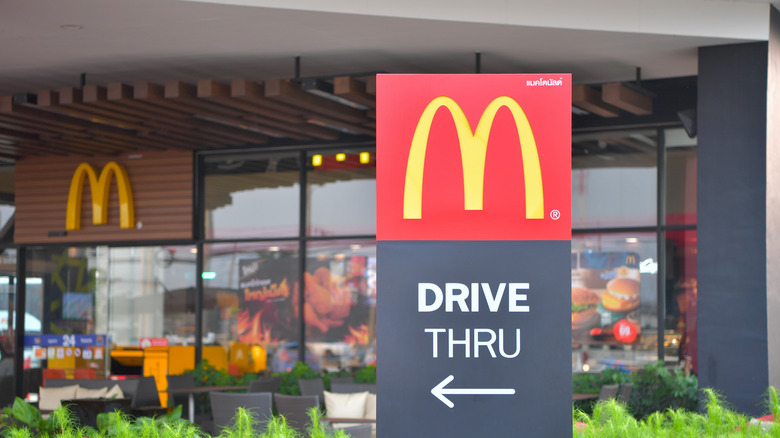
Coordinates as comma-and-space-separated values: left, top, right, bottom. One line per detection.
376, 74, 572, 437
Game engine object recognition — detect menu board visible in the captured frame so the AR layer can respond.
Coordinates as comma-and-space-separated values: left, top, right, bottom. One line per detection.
571, 252, 641, 344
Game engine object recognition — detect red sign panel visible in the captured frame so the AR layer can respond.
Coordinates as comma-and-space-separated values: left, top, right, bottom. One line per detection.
377, 74, 571, 241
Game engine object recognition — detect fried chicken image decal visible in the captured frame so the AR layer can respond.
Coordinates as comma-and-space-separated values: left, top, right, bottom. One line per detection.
293, 266, 353, 333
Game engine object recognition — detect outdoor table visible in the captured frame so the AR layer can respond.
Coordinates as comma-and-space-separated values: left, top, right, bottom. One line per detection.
167, 385, 248, 423
572, 393, 599, 401
61, 397, 133, 429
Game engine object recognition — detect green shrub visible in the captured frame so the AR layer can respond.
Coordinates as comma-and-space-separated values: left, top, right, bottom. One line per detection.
629, 361, 698, 419
2, 398, 197, 438
2, 398, 57, 437
187, 360, 256, 417
353, 365, 376, 384
322, 370, 352, 391
306, 408, 348, 438
275, 362, 319, 396
574, 387, 780, 437
189, 360, 257, 387
573, 362, 698, 418
572, 372, 604, 394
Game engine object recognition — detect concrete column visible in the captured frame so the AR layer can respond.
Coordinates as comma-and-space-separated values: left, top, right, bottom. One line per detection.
697, 6, 780, 416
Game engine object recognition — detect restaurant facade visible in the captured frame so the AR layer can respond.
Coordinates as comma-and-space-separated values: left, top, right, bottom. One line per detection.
0, 0, 778, 416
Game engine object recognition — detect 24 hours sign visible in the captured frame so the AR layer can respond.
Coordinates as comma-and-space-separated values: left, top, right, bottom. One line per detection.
377, 74, 572, 437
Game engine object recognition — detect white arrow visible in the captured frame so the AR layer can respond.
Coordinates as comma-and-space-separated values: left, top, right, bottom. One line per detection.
431, 375, 516, 408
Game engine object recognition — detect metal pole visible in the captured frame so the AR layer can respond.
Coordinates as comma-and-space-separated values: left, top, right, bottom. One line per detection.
475, 52, 482, 74
193, 152, 203, 365
195, 242, 204, 365
656, 128, 667, 363
14, 247, 26, 398
298, 150, 307, 364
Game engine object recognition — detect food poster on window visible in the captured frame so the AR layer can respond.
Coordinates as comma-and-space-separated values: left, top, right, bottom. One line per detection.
237, 258, 297, 344
298, 255, 375, 345
571, 252, 641, 345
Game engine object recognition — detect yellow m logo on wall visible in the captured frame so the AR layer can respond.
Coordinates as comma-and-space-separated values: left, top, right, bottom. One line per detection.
66, 161, 135, 230
403, 96, 544, 219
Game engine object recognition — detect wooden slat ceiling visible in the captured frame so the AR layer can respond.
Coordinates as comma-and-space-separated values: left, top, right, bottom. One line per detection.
0, 75, 377, 161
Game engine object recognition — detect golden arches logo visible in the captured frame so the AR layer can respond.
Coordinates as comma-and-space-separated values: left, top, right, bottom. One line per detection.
66, 161, 135, 230
403, 96, 544, 219
626, 255, 637, 265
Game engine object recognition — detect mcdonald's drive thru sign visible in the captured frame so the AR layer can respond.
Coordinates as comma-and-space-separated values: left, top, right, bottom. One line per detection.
377, 74, 572, 437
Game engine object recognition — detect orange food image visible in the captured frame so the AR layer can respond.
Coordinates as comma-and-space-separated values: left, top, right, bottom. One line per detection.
237, 308, 276, 344
293, 266, 353, 333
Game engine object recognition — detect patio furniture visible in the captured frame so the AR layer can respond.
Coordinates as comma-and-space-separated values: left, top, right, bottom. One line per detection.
339, 423, 373, 438
168, 384, 248, 423
248, 376, 282, 393
598, 384, 620, 401
45, 376, 161, 410
328, 376, 355, 386
209, 391, 272, 435
166, 374, 195, 408
329, 383, 377, 394
273, 393, 320, 433
617, 382, 634, 403
62, 397, 132, 428
298, 378, 326, 402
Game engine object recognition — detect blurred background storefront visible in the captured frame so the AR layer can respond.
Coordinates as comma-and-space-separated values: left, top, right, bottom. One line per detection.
1, 0, 779, 417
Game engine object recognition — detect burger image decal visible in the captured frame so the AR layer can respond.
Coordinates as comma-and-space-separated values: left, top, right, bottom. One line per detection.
601, 278, 640, 313
571, 287, 600, 331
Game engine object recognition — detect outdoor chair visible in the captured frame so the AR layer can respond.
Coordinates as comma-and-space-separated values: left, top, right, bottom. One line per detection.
273, 393, 320, 433
339, 423, 373, 438
328, 376, 355, 386
298, 378, 326, 403
598, 383, 620, 401
617, 382, 634, 403
330, 383, 377, 394
209, 391, 273, 435
248, 376, 282, 393
166, 374, 195, 408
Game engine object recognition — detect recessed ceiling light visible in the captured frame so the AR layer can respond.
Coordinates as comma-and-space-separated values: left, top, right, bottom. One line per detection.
60, 24, 83, 30
626, 237, 639, 243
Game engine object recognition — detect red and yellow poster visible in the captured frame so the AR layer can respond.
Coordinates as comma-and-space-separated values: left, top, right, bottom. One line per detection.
237, 258, 296, 344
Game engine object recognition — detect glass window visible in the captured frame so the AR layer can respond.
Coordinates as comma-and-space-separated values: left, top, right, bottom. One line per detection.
571, 232, 659, 373
203, 241, 300, 374
203, 152, 301, 239
0, 249, 23, 405
307, 149, 376, 236
665, 230, 697, 375
104, 246, 197, 347
304, 240, 376, 372
572, 130, 657, 228
23, 247, 105, 380
665, 128, 697, 226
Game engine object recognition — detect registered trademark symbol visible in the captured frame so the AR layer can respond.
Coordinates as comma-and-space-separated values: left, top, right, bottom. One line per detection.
550, 209, 561, 220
